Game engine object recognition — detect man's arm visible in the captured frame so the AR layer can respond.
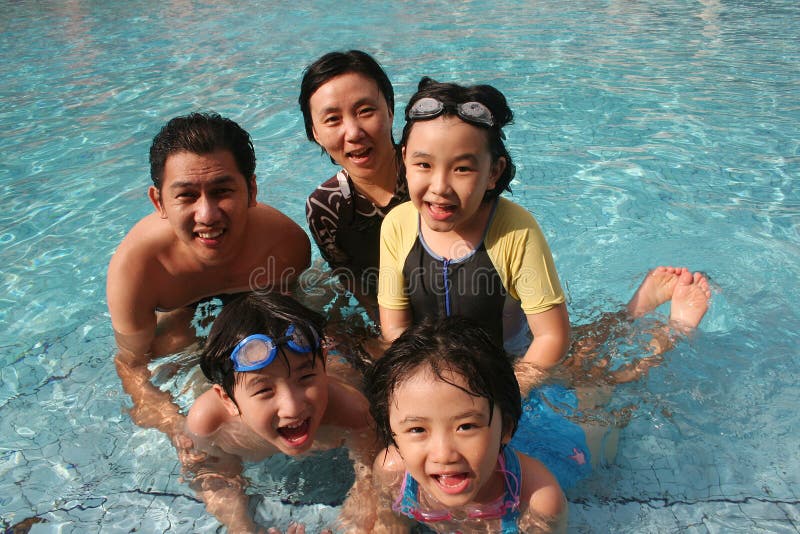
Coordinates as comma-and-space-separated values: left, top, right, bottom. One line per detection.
107, 247, 184, 436
254, 204, 311, 293
106, 225, 166, 356
280, 213, 312, 282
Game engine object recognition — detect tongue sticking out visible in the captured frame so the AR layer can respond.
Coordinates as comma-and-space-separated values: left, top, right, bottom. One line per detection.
428, 203, 456, 221
277, 419, 310, 444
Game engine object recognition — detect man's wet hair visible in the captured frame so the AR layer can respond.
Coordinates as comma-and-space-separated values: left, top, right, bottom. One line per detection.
363, 315, 522, 448
149, 112, 256, 193
200, 292, 325, 404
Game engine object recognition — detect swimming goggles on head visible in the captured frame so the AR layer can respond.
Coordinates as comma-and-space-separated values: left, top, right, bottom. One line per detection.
229, 325, 320, 372
406, 97, 495, 128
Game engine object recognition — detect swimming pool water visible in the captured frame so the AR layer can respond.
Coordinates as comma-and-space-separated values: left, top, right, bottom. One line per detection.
1, 0, 798, 532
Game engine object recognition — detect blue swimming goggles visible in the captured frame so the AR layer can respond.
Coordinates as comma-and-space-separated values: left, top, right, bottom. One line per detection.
406, 97, 495, 128
229, 325, 320, 372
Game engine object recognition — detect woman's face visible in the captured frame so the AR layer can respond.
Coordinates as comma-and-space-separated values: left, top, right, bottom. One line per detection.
308, 72, 395, 183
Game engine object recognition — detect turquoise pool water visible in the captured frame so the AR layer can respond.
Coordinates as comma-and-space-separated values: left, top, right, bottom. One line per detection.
1, 0, 798, 532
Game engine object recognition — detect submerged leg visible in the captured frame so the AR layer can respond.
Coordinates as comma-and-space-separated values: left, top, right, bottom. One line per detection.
569, 265, 685, 369
571, 269, 712, 468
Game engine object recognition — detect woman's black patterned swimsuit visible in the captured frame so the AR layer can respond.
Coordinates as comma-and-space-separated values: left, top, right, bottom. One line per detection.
305, 169, 408, 295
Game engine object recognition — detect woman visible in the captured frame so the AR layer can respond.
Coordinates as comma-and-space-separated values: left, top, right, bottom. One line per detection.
300, 50, 408, 315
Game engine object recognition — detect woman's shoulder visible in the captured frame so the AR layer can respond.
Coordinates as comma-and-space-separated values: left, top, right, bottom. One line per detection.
307, 172, 347, 211
311, 172, 343, 194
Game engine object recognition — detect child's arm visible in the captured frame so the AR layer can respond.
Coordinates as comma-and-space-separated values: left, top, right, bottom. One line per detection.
514, 360, 550, 395
516, 303, 571, 394
323, 377, 382, 532
183, 389, 280, 533
502, 202, 571, 373
523, 302, 571, 369
371, 447, 416, 533
190, 467, 255, 534
377, 205, 414, 349
173, 429, 261, 533
339, 432, 380, 533
517, 451, 568, 533
378, 306, 412, 346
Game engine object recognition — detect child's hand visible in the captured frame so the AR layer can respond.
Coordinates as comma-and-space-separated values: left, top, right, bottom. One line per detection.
173, 432, 209, 470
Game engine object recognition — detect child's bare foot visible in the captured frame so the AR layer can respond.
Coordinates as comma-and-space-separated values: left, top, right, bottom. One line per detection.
626, 266, 686, 318
670, 270, 711, 333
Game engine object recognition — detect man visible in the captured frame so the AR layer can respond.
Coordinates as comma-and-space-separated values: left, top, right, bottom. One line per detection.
107, 112, 310, 434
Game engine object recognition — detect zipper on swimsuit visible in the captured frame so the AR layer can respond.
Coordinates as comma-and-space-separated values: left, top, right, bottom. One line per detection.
442, 258, 452, 316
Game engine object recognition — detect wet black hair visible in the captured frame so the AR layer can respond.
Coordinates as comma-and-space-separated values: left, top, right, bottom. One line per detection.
298, 50, 395, 150
149, 112, 256, 194
199, 292, 326, 404
363, 316, 522, 449
400, 77, 517, 201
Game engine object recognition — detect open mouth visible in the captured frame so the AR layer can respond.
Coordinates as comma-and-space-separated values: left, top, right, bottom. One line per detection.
346, 147, 372, 162
196, 229, 224, 243
277, 418, 311, 448
432, 472, 470, 495
425, 202, 457, 221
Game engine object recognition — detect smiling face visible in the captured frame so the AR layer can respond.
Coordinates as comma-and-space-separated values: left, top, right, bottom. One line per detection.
389, 365, 509, 508
149, 150, 256, 267
309, 72, 396, 183
403, 116, 506, 237
227, 349, 329, 456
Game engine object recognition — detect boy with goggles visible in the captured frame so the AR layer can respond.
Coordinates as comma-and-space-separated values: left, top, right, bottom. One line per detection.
181, 292, 376, 532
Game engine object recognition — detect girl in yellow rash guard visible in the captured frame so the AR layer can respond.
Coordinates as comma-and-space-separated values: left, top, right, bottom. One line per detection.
378, 77, 570, 371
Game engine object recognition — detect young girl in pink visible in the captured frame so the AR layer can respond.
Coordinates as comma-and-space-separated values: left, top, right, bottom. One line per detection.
365, 316, 566, 532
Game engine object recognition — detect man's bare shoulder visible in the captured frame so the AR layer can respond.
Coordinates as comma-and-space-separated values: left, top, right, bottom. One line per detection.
107, 213, 173, 327
248, 203, 311, 276
110, 213, 175, 271
250, 203, 308, 240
